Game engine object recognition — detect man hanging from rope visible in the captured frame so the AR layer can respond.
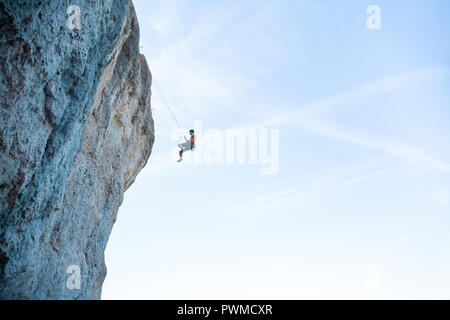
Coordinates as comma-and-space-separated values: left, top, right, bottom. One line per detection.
177, 129, 195, 162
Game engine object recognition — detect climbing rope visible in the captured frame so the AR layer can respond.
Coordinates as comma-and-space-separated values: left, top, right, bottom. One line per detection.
152, 79, 185, 132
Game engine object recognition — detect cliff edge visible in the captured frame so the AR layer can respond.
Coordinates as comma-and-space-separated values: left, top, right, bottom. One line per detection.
0, 0, 154, 299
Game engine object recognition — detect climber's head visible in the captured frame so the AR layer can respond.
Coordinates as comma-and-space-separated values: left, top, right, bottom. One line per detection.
189, 129, 194, 135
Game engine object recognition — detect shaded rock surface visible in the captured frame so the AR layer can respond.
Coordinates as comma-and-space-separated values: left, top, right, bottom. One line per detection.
0, 0, 154, 299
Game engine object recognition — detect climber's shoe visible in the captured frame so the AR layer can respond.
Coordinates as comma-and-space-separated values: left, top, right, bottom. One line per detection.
177, 158, 183, 163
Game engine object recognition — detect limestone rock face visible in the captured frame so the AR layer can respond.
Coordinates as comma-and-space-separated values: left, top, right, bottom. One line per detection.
0, 0, 154, 299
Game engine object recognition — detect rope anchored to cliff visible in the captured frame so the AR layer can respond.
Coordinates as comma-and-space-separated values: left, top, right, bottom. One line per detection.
152, 79, 185, 131
152, 79, 195, 163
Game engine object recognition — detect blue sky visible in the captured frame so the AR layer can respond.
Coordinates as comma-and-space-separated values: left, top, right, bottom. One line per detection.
102, 0, 450, 299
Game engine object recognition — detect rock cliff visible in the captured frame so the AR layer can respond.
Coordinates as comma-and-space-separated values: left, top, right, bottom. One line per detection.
0, 0, 154, 299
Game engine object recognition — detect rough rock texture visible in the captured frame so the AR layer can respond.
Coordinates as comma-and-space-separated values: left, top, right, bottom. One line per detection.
0, 0, 154, 299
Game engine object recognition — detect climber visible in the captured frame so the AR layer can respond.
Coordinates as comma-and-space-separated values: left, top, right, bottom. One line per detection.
177, 129, 195, 162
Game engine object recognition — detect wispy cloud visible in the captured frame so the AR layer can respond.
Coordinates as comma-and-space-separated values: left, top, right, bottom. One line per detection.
138, 0, 180, 36
138, 1, 257, 118
249, 67, 449, 128
301, 119, 450, 174
228, 67, 450, 213
246, 67, 450, 173
231, 157, 404, 214
429, 186, 450, 205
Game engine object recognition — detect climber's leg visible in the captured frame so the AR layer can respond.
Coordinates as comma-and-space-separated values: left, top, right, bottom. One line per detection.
177, 142, 189, 162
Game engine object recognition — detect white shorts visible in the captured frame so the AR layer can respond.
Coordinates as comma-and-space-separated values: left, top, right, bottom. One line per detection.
178, 142, 192, 152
